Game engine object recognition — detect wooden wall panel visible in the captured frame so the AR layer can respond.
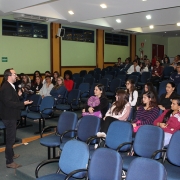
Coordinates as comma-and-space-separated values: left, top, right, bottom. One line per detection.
130, 34, 136, 61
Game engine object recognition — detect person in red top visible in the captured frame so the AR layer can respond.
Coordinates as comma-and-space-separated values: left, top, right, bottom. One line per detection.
64, 70, 74, 92
153, 97, 180, 146
151, 55, 157, 67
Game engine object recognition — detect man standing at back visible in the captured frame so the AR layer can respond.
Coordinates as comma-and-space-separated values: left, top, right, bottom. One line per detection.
0, 68, 32, 169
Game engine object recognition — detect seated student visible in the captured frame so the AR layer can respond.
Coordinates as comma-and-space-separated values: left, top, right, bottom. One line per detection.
20, 75, 32, 96
139, 62, 149, 74
32, 71, 43, 85
114, 57, 122, 67
127, 60, 140, 74
132, 91, 159, 132
31, 76, 43, 94
154, 97, 180, 146
82, 84, 109, 119
39, 75, 54, 98
50, 76, 67, 103
42, 71, 53, 84
125, 79, 138, 107
159, 82, 178, 110
150, 60, 163, 86
97, 90, 131, 137
64, 70, 74, 92
162, 57, 170, 67
170, 62, 180, 86
144, 59, 151, 70
52, 71, 60, 85
170, 55, 180, 70
121, 58, 131, 71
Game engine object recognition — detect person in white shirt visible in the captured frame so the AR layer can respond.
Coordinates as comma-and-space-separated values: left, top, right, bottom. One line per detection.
127, 60, 140, 74
139, 62, 149, 74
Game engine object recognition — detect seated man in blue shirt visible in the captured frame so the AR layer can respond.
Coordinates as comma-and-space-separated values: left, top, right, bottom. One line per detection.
170, 62, 180, 86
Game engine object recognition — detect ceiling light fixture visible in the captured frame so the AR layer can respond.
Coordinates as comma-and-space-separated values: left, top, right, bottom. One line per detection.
68, 11, 74, 15
100, 4, 107, 8
146, 15, 151, 19
142, 0, 147, 1
149, 25, 154, 29
165, 32, 166, 33
116, 19, 121, 23
177, 23, 180, 26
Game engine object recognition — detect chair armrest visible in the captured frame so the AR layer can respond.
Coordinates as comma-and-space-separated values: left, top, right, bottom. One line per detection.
151, 149, 166, 161
86, 136, 104, 145
60, 130, 77, 143
35, 159, 59, 178
65, 168, 87, 180
80, 91, 89, 97
40, 125, 57, 138
116, 142, 133, 152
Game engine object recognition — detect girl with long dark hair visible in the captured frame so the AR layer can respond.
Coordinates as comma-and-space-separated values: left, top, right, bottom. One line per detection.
154, 97, 180, 145
97, 89, 131, 137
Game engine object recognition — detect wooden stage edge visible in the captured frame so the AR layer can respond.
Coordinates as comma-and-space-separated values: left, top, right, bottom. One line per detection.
0, 131, 55, 153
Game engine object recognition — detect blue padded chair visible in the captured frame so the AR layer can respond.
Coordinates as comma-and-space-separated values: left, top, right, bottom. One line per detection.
84, 74, 92, 79
0, 120, 6, 145
94, 68, 101, 74
105, 78, 121, 100
117, 70, 127, 76
177, 83, 180, 95
65, 148, 123, 180
158, 80, 173, 98
72, 73, 80, 82
26, 96, 55, 134
104, 74, 113, 85
35, 140, 89, 179
79, 70, 87, 77
88, 121, 133, 158
94, 73, 101, 83
128, 75, 139, 86
162, 66, 174, 80
74, 77, 84, 89
20, 94, 42, 128
131, 72, 141, 78
152, 131, 180, 180
40, 112, 78, 159
126, 157, 167, 180
116, 74, 126, 86
84, 77, 95, 87
88, 70, 95, 77
55, 89, 81, 111
101, 68, 107, 77
138, 72, 151, 87
99, 78, 109, 91
60, 115, 101, 151
78, 83, 90, 98
121, 125, 164, 172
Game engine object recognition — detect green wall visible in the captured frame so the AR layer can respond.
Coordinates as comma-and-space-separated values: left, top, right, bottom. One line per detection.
104, 33, 130, 62
0, 15, 50, 74
61, 25, 96, 66
168, 37, 180, 57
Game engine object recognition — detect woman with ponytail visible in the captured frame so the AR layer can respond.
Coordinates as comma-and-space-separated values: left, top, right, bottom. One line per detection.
154, 97, 180, 145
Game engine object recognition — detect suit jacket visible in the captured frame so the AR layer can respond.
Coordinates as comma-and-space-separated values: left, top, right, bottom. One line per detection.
0, 81, 24, 120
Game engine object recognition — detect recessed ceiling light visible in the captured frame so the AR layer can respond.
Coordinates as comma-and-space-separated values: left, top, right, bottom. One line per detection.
165, 32, 166, 33
68, 11, 74, 15
142, 0, 147, 1
177, 23, 180, 26
100, 4, 107, 8
149, 25, 154, 29
176, 34, 178, 36
146, 15, 151, 19
116, 19, 121, 23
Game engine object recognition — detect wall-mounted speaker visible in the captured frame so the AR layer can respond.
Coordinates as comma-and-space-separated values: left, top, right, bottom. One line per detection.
56, 28, 65, 38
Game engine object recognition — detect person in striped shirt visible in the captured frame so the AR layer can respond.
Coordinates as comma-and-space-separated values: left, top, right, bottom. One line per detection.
132, 91, 159, 132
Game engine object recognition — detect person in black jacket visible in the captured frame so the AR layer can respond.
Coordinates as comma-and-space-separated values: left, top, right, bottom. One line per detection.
0, 68, 32, 169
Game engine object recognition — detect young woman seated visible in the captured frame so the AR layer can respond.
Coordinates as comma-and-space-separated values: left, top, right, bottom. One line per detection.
50, 76, 67, 103
64, 70, 74, 92
39, 75, 54, 98
31, 76, 43, 94
159, 82, 178, 110
97, 89, 131, 137
132, 91, 159, 132
154, 97, 180, 146
52, 71, 60, 85
139, 62, 149, 74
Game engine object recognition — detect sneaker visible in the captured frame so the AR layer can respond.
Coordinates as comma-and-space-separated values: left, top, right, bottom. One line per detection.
97, 132, 106, 138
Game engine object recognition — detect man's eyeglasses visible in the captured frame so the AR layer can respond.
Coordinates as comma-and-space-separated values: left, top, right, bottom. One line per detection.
11, 73, 17, 76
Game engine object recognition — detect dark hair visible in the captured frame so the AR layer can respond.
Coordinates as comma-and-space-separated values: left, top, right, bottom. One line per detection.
133, 60, 138, 64
4, 68, 13, 80
53, 71, 60, 77
35, 76, 43, 85
33, 71, 42, 84
118, 57, 121, 60
166, 82, 176, 92
45, 71, 51, 74
140, 62, 146, 71
22, 75, 30, 84
144, 82, 158, 101
142, 91, 158, 108
144, 55, 147, 59
156, 60, 161, 64
177, 62, 180, 66
112, 89, 128, 114
45, 75, 51, 79
64, 70, 73, 80
126, 79, 136, 102
95, 84, 106, 97
162, 97, 180, 123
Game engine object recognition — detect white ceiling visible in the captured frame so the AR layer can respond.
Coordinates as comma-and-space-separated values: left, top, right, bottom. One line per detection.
0, 0, 180, 36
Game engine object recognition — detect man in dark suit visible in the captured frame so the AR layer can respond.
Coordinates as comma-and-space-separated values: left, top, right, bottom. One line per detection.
0, 68, 32, 169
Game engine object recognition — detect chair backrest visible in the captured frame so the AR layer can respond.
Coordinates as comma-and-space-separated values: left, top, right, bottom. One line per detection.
106, 121, 132, 151
167, 131, 180, 166
94, 68, 101, 74
94, 73, 101, 83
133, 125, 164, 158
99, 78, 109, 91
128, 75, 138, 85
28, 94, 42, 112
177, 83, 180, 95
79, 70, 87, 77
89, 83, 98, 96
117, 70, 127, 76
140, 72, 151, 83
116, 74, 126, 84
88, 70, 95, 76
0, 120, 5, 129
74, 77, 84, 89
59, 140, 89, 179
72, 73, 80, 81
67, 89, 81, 105
77, 115, 101, 142
126, 157, 167, 180
101, 68, 107, 77
78, 83, 90, 98
88, 148, 123, 180
84, 74, 93, 79
158, 80, 173, 97
131, 72, 141, 77
109, 78, 121, 92
84, 77, 95, 87
163, 66, 174, 76
40, 96, 55, 114
57, 112, 78, 137
104, 74, 113, 82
